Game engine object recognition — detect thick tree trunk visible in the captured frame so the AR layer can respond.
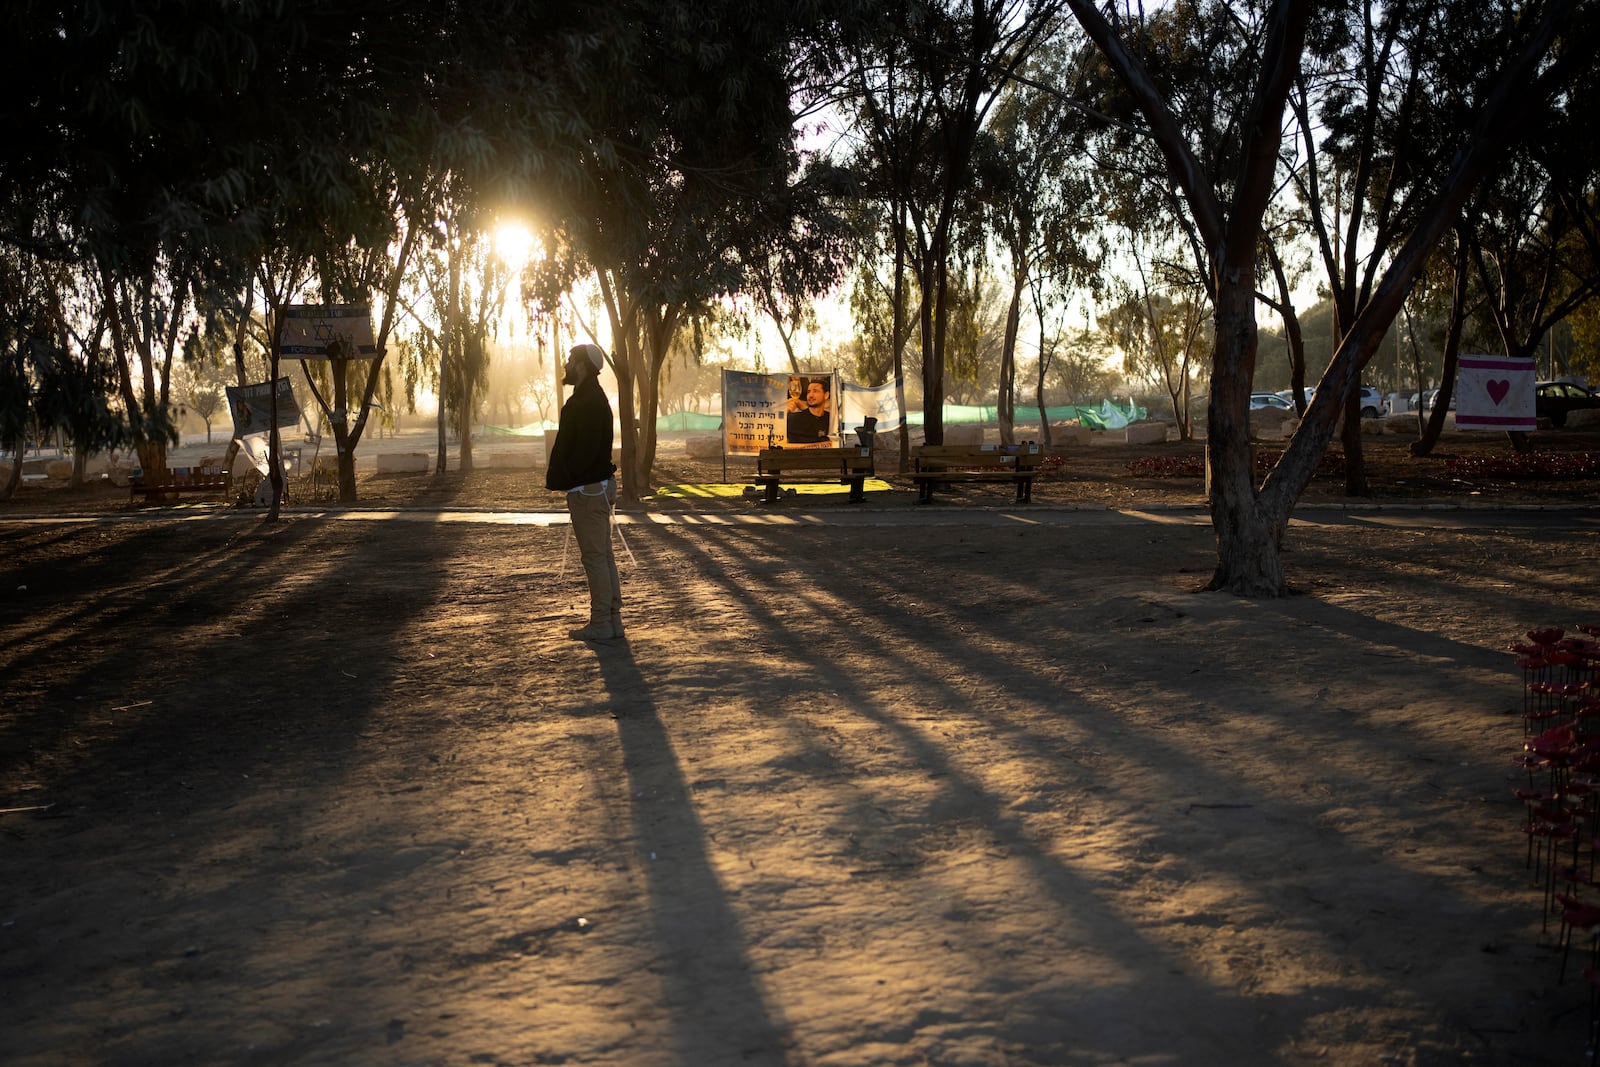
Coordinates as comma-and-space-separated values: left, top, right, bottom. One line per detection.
891, 212, 911, 470
1206, 274, 1288, 596
1412, 236, 1470, 456
0, 436, 21, 501
458, 379, 475, 472
1339, 399, 1367, 495
332, 368, 357, 503
919, 247, 943, 446
997, 272, 1024, 446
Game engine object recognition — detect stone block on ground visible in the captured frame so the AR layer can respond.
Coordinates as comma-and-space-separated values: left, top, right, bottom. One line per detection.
1125, 421, 1168, 445
944, 424, 984, 446
1568, 408, 1600, 430
686, 434, 724, 459
1049, 423, 1094, 446
376, 452, 429, 473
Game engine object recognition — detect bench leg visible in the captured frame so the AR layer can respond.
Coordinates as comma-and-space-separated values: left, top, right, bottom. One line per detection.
764, 481, 779, 503
848, 477, 863, 503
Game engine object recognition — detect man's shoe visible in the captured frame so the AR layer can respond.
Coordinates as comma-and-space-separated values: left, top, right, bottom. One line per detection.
610, 614, 625, 638
567, 622, 618, 642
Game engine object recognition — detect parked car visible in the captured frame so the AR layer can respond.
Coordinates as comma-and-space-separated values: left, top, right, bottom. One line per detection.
1271, 385, 1385, 416
1408, 388, 1454, 413
1250, 392, 1294, 411
1535, 380, 1600, 427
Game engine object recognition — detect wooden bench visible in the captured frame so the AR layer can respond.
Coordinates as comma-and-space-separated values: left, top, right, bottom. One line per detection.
129, 464, 233, 503
910, 442, 1045, 504
753, 446, 874, 503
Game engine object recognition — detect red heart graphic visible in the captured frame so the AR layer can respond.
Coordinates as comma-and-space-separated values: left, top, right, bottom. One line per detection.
1487, 379, 1510, 405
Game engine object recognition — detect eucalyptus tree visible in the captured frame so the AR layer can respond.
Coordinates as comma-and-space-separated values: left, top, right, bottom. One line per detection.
844, 0, 1065, 446
0, 245, 48, 500
1282, 2, 1487, 491
1457, 98, 1600, 441
942, 250, 1007, 405
1406, 229, 1479, 453
0, 196, 129, 496
976, 44, 1101, 444
402, 190, 517, 474
1103, 269, 1211, 438
34, 268, 128, 487
746, 162, 861, 376
844, 203, 925, 421
843, 60, 931, 459
528, 0, 857, 500
1, 1, 293, 480
1067, 0, 1590, 595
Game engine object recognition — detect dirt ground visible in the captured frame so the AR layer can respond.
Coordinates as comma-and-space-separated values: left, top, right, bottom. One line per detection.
2, 431, 1598, 1066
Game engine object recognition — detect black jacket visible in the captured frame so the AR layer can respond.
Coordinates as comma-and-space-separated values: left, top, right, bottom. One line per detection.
545, 375, 615, 491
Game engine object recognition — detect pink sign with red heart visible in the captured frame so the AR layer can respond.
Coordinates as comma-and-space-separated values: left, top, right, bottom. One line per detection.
1454, 355, 1534, 430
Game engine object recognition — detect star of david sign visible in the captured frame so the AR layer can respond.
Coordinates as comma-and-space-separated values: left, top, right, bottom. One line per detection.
313, 320, 336, 343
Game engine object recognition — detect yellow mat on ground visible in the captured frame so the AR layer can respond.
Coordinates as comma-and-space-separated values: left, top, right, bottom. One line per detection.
654, 479, 896, 499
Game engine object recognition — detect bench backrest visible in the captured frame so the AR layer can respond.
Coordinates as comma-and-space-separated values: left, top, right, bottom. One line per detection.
757, 447, 874, 474
130, 464, 231, 487
912, 443, 1044, 471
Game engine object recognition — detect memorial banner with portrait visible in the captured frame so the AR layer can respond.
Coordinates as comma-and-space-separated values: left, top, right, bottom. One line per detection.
721, 370, 839, 456
227, 378, 301, 438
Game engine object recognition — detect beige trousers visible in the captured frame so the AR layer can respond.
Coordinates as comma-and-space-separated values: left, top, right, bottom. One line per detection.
567, 480, 620, 624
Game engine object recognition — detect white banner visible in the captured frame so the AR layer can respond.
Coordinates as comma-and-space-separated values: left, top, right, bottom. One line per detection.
1455, 354, 1535, 431
278, 304, 378, 359
840, 378, 903, 433
237, 432, 273, 476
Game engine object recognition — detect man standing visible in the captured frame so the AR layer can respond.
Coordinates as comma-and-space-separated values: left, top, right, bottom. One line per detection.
546, 343, 622, 641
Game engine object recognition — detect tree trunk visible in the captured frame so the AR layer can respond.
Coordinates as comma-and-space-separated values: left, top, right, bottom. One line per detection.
1339, 398, 1366, 494
1034, 293, 1052, 449
219, 277, 254, 480
891, 208, 911, 470
1206, 274, 1287, 596
1267, 244, 1308, 415
333, 365, 357, 503
0, 435, 21, 501
1412, 233, 1470, 456
918, 240, 943, 446
459, 373, 475, 473
997, 270, 1024, 446
436, 245, 459, 476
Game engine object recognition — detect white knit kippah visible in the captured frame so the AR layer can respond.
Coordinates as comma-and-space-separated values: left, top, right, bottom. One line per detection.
571, 343, 605, 371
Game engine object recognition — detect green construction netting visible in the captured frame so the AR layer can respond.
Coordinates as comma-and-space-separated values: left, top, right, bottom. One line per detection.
481, 400, 1146, 439
654, 411, 724, 431
903, 400, 1147, 429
